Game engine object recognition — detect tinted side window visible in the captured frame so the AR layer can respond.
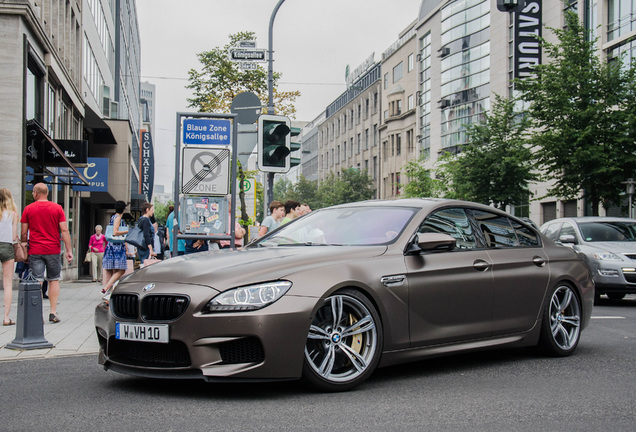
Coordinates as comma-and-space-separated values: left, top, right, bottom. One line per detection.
418, 208, 476, 250
510, 219, 540, 247
471, 210, 519, 248
542, 222, 562, 241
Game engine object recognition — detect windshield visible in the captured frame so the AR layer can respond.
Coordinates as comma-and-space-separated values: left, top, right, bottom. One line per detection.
253, 206, 418, 247
579, 221, 636, 242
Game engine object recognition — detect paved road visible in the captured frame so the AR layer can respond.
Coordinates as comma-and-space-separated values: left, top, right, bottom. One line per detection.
1, 295, 634, 431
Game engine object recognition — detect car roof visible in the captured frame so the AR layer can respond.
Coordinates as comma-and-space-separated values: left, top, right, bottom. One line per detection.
329, 198, 514, 215
542, 216, 636, 226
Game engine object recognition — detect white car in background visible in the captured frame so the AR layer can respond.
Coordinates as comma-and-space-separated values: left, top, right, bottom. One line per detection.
540, 217, 636, 302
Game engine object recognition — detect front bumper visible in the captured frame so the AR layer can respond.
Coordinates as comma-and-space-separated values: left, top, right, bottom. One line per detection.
590, 261, 636, 294
95, 281, 318, 381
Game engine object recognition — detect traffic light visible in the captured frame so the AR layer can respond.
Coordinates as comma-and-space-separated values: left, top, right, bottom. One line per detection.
290, 127, 301, 168
258, 114, 291, 173
496, 0, 518, 12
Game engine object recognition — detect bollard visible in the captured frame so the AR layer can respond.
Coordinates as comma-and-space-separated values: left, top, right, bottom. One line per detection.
5, 271, 54, 350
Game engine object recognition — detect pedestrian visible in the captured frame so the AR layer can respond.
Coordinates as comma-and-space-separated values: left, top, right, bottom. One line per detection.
258, 200, 285, 237
166, 205, 185, 256
88, 224, 106, 282
20, 183, 73, 323
299, 203, 312, 216
136, 202, 157, 264
218, 221, 247, 249
280, 200, 301, 225
102, 200, 128, 294
185, 236, 209, 254
0, 188, 19, 326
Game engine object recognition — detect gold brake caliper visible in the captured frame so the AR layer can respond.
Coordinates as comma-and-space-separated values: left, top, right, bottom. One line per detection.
349, 314, 363, 354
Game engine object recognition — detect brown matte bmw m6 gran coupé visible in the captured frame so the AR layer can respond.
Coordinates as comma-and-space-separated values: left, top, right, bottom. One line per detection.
95, 199, 594, 391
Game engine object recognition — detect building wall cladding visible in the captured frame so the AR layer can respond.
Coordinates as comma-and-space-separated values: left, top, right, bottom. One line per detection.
313, 0, 635, 221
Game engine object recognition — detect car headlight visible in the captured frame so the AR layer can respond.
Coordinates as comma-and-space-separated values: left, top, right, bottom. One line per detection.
592, 252, 623, 261
204, 281, 292, 312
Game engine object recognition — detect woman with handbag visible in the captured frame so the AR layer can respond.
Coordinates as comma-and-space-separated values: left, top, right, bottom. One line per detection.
102, 201, 128, 294
88, 224, 107, 282
0, 188, 19, 326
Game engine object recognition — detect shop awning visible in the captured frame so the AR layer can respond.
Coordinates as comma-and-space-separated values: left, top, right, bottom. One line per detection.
26, 119, 89, 186
84, 106, 117, 144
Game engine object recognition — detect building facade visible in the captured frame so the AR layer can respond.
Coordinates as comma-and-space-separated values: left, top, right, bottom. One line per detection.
0, 0, 142, 280
318, 58, 383, 198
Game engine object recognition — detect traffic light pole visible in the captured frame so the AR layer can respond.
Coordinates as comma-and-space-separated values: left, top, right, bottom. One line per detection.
266, 0, 286, 210
267, 0, 286, 115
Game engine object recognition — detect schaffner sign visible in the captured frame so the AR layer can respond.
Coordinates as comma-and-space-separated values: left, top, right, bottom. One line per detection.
140, 130, 155, 202
345, 53, 375, 88
514, 1, 542, 79
72, 158, 109, 192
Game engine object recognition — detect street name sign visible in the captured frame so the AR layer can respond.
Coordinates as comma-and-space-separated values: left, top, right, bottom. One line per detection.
230, 49, 266, 62
182, 118, 231, 146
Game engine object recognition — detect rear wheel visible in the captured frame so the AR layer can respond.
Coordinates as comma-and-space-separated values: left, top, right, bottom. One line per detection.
538, 284, 581, 356
302, 289, 383, 392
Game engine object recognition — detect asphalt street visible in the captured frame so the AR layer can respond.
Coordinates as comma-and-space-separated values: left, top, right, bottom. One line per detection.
0, 295, 634, 432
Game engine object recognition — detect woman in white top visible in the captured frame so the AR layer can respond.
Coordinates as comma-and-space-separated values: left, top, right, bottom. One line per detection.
0, 188, 19, 326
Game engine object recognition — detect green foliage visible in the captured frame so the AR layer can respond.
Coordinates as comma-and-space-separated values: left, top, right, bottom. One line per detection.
514, 10, 636, 212
186, 32, 300, 118
438, 95, 537, 209
153, 199, 173, 226
402, 159, 443, 198
271, 170, 375, 210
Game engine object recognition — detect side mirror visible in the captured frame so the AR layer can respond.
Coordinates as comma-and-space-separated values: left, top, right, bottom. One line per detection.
559, 234, 577, 244
407, 233, 456, 254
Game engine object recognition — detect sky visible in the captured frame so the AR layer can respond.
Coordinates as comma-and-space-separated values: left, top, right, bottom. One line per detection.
136, 0, 423, 192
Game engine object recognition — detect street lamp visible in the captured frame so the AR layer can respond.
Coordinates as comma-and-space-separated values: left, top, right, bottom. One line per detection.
622, 178, 635, 219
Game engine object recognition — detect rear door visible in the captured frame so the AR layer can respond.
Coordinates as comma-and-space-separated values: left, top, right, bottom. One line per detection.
471, 210, 550, 335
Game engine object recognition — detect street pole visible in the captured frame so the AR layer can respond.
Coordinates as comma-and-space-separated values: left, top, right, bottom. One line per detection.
265, 0, 286, 209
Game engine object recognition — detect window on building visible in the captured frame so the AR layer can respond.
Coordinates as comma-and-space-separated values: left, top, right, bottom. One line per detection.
26, 59, 44, 123
393, 62, 404, 83
396, 134, 401, 156
408, 94, 414, 110
357, 133, 361, 154
408, 53, 414, 72
365, 129, 369, 150
384, 73, 389, 89
396, 100, 402, 115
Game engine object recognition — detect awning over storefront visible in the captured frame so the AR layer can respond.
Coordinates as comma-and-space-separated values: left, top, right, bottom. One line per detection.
84, 105, 117, 144
26, 119, 89, 186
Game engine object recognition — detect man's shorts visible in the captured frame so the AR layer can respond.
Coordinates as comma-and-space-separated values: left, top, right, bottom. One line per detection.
0, 242, 14, 263
29, 254, 62, 281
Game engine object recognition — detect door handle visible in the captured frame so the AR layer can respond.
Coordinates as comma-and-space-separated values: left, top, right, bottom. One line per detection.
532, 256, 546, 267
473, 259, 490, 271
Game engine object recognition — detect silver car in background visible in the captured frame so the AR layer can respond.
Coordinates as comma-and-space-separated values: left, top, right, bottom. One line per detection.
540, 217, 636, 302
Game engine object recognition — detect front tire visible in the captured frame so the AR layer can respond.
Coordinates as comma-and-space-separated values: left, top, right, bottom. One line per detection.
538, 284, 582, 356
302, 289, 383, 392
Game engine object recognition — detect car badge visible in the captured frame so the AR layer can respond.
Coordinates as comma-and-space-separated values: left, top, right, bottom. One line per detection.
143, 283, 156, 292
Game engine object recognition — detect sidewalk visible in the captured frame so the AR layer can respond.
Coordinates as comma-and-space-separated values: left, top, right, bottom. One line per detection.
0, 279, 103, 361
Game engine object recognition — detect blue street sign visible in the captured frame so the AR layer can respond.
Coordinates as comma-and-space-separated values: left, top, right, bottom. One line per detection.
72, 158, 109, 192
182, 118, 232, 146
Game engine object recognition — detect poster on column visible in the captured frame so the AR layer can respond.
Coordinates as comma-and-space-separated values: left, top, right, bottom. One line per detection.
179, 195, 229, 235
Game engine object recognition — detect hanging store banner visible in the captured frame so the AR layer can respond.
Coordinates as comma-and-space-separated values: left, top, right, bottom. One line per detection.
140, 130, 155, 203
514, 0, 542, 79
72, 158, 109, 192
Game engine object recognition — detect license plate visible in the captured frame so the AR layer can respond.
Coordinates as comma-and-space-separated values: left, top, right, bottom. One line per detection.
116, 322, 169, 343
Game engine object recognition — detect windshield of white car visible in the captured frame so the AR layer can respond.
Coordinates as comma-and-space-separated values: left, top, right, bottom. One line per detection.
253, 206, 418, 247
579, 221, 636, 242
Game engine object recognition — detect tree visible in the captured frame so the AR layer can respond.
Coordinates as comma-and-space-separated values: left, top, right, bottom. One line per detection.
187, 31, 300, 118
402, 159, 443, 198
318, 169, 375, 207
438, 95, 537, 209
515, 10, 636, 213
273, 177, 293, 203
153, 199, 173, 226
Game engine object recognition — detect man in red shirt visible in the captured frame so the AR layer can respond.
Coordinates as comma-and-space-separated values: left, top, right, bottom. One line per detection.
20, 183, 73, 323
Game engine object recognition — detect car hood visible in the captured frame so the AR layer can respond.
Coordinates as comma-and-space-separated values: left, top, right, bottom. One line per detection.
581, 241, 636, 255
121, 245, 388, 291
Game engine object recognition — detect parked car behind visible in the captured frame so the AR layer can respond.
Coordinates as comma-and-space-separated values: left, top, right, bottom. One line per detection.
540, 217, 636, 302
